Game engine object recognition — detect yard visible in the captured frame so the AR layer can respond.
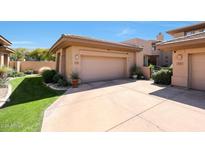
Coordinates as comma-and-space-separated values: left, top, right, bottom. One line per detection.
0, 75, 65, 132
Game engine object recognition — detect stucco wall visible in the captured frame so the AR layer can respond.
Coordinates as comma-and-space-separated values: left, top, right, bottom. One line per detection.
172, 47, 205, 87
65, 47, 73, 79
141, 66, 151, 79
136, 51, 144, 67
10, 61, 56, 73
158, 51, 172, 66
56, 49, 63, 74
62, 46, 137, 81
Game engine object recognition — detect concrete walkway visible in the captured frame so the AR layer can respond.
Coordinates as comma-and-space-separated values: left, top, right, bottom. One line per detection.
41, 80, 205, 131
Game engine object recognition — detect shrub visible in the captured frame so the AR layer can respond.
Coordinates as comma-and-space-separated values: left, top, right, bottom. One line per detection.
57, 78, 69, 87
52, 73, 64, 83
0, 67, 12, 78
15, 72, 25, 77
152, 69, 172, 85
41, 69, 57, 83
71, 72, 79, 80
0, 77, 8, 88
7, 69, 25, 77
24, 69, 34, 74
130, 64, 143, 79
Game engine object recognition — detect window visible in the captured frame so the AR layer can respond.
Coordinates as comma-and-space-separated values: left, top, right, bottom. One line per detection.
152, 45, 156, 51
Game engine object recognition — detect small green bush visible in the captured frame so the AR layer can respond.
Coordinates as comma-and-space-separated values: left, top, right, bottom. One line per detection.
71, 72, 79, 80
41, 69, 57, 83
130, 64, 143, 79
0, 78, 8, 88
7, 70, 25, 77
24, 69, 34, 74
152, 69, 172, 85
57, 78, 68, 87
52, 73, 64, 83
0, 67, 12, 78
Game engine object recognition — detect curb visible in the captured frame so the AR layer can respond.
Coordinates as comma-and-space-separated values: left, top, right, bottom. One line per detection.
0, 83, 12, 108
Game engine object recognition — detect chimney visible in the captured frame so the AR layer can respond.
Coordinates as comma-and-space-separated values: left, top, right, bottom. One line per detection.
156, 32, 164, 41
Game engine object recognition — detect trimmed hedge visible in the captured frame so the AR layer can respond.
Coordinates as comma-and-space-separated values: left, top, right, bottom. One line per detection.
52, 73, 64, 83
41, 69, 57, 83
152, 69, 172, 85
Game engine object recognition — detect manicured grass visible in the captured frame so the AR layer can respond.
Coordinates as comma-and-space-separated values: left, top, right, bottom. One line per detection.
0, 75, 65, 132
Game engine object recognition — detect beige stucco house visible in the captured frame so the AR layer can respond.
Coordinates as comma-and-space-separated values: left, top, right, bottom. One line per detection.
50, 34, 142, 83
158, 22, 205, 91
122, 33, 172, 67
0, 35, 14, 67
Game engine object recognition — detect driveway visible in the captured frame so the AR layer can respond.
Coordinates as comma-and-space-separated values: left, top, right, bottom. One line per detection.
41, 79, 205, 131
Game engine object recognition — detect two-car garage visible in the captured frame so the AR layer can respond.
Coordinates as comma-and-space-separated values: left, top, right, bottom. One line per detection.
80, 56, 126, 82
50, 34, 141, 83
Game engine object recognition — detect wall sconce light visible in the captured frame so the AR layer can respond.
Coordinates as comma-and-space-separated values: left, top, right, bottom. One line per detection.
75, 55, 79, 60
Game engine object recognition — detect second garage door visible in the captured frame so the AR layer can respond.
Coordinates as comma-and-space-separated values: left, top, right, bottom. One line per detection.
190, 53, 205, 91
80, 56, 126, 82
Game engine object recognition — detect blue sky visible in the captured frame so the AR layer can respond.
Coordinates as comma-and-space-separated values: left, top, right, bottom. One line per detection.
0, 21, 198, 49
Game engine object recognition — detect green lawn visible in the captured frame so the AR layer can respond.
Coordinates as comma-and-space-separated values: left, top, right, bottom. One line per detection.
0, 75, 65, 132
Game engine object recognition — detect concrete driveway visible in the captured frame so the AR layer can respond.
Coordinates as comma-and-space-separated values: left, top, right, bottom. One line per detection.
41, 79, 205, 131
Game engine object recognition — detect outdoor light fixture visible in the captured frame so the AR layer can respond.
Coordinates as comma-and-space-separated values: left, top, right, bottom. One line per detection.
75, 55, 79, 60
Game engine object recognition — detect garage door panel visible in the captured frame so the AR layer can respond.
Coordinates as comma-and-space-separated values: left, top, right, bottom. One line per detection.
190, 53, 205, 91
80, 56, 126, 82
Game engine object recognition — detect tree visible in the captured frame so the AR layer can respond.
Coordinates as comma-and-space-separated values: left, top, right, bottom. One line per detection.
28, 48, 55, 61
11, 48, 55, 61
11, 48, 30, 61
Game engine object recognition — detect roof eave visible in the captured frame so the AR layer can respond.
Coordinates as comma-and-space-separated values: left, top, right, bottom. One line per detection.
167, 22, 205, 35
50, 35, 142, 53
0, 35, 12, 46
157, 37, 205, 51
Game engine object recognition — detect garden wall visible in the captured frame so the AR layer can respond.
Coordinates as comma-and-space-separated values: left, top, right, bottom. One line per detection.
9, 61, 56, 73
141, 66, 151, 79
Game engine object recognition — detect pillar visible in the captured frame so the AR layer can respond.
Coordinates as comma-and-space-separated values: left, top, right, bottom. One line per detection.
0, 53, 4, 67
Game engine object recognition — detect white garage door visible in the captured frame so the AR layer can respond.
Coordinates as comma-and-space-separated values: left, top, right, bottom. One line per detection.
80, 56, 126, 82
190, 53, 205, 91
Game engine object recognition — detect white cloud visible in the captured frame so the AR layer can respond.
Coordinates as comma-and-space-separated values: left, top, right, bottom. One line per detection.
117, 28, 136, 36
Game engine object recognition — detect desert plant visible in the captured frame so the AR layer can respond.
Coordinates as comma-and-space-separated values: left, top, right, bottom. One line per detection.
57, 78, 69, 87
41, 69, 57, 83
71, 72, 79, 80
0, 77, 8, 88
130, 64, 143, 79
130, 65, 141, 75
0, 67, 12, 78
52, 73, 64, 83
7, 69, 25, 77
152, 69, 172, 85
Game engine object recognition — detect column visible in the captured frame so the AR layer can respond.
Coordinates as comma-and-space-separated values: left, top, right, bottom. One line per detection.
0, 53, 4, 67
61, 48, 66, 76
7, 54, 10, 67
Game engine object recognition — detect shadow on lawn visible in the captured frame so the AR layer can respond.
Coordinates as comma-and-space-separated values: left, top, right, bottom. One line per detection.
2, 76, 64, 108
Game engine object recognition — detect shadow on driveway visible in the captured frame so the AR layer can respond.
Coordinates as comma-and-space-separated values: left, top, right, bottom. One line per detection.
64, 78, 136, 95
150, 84, 205, 110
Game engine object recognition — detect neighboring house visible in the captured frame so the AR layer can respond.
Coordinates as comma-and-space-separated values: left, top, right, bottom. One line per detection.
122, 33, 172, 67
157, 22, 205, 91
49, 34, 142, 83
0, 35, 14, 67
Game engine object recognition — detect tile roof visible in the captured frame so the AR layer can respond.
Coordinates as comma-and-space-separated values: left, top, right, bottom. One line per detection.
50, 34, 142, 53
